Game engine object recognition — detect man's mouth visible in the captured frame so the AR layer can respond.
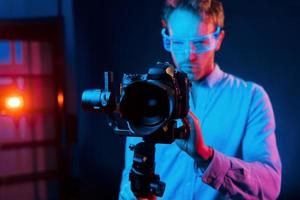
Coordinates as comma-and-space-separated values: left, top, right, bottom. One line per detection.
179, 64, 197, 73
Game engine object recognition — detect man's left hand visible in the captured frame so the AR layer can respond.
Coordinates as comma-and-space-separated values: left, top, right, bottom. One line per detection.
176, 111, 214, 161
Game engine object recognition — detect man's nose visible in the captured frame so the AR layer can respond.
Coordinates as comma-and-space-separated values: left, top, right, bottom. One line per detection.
189, 51, 197, 61
184, 43, 197, 61
184, 44, 197, 61
184, 48, 197, 61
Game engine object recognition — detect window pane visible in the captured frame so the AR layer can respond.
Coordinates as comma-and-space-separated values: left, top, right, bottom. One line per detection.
0, 41, 11, 64
15, 41, 23, 64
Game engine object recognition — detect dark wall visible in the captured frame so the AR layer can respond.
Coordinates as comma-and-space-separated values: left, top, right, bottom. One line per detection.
72, 1, 121, 199
73, 0, 300, 199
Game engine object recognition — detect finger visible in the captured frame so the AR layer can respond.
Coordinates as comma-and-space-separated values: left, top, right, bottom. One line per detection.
187, 111, 204, 151
188, 110, 199, 124
188, 110, 201, 135
184, 115, 194, 134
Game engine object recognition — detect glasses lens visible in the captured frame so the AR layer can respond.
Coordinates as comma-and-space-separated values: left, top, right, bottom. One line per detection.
162, 27, 220, 53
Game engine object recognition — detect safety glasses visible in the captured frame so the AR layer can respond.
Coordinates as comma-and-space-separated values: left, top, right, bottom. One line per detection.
162, 26, 221, 54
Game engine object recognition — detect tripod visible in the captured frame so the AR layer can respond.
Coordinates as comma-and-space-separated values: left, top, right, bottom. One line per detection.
128, 120, 190, 198
129, 141, 165, 198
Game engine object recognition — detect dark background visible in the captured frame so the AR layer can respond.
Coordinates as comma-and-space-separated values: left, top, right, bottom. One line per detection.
1, 0, 300, 199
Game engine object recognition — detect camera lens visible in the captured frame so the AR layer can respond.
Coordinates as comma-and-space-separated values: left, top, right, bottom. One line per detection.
120, 81, 171, 128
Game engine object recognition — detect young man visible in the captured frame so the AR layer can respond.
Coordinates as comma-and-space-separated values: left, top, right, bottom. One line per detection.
119, 0, 282, 199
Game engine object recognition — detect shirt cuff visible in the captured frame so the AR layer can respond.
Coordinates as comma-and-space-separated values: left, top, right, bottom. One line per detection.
197, 149, 231, 189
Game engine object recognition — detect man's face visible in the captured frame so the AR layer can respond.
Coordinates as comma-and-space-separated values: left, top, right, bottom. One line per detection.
166, 8, 223, 81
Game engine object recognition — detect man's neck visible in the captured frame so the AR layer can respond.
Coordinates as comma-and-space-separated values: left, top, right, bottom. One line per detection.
193, 63, 216, 84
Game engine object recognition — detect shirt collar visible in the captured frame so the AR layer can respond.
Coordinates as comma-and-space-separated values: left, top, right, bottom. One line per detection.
206, 64, 224, 87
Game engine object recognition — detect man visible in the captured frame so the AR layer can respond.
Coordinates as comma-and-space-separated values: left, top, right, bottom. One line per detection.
119, 0, 282, 199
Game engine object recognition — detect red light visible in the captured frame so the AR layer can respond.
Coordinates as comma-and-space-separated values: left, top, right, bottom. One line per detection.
5, 96, 24, 110
57, 90, 64, 108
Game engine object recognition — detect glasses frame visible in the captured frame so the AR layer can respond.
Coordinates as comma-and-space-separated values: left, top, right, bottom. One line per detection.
161, 26, 221, 53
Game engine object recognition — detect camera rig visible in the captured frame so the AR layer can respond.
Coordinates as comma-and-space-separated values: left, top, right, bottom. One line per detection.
81, 62, 191, 198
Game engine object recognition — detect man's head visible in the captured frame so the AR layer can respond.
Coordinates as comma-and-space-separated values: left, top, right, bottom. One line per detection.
161, 0, 225, 81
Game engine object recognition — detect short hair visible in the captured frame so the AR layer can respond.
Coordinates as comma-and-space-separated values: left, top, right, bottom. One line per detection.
162, 0, 224, 28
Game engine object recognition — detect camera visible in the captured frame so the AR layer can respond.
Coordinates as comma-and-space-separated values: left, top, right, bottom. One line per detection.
81, 62, 191, 197
81, 62, 191, 143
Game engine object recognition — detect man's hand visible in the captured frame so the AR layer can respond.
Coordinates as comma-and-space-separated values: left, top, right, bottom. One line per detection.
176, 111, 214, 161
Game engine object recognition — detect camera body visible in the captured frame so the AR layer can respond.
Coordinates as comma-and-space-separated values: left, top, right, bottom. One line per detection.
119, 62, 190, 137
81, 62, 190, 143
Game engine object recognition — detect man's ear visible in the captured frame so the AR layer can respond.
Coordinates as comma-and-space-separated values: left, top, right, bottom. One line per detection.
215, 30, 225, 51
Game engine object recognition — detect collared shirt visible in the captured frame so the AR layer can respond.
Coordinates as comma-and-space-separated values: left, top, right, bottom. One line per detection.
119, 65, 282, 200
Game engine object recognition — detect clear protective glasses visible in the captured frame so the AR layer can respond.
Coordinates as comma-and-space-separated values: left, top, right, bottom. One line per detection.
161, 26, 221, 54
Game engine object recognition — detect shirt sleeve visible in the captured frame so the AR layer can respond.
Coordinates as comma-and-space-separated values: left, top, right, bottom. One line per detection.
197, 85, 282, 200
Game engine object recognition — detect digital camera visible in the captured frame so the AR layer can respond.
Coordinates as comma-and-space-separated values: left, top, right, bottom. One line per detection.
81, 62, 190, 143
